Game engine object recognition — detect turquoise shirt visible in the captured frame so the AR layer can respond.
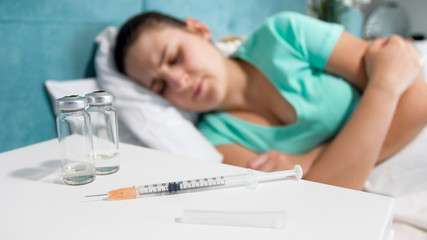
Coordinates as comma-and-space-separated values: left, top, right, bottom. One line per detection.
197, 12, 360, 154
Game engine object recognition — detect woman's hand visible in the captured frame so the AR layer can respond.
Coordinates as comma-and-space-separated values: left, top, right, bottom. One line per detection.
247, 150, 297, 172
365, 35, 421, 96
247, 145, 327, 175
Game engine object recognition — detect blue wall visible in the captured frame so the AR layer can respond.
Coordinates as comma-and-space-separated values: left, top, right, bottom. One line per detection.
0, 0, 306, 153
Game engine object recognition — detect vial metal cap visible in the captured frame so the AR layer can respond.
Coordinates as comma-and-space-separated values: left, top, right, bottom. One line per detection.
56, 95, 88, 111
85, 90, 114, 106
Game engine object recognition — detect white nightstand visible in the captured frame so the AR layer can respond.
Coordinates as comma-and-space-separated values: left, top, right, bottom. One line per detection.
0, 139, 393, 240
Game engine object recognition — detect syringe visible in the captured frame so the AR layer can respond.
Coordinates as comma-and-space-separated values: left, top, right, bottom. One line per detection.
86, 165, 302, 200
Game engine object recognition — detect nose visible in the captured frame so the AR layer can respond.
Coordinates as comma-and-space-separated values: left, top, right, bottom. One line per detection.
161, 67, 190, 91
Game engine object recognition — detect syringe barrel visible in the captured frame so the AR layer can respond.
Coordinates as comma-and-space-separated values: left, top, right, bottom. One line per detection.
224, 166, 302, 189
223, 173, 258, 189
256, 165, 302, 182
134, 166, 301, 198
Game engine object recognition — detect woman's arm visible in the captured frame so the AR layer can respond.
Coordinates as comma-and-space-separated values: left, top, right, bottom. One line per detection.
217, 143, 327, 176
217, 34, 425, 190
325, 32, 427, 161
304, 35, 421, 189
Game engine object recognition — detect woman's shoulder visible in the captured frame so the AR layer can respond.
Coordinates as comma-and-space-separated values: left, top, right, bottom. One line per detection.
254, 11, 341, 46
263, 11, 313, 27
252, 11, 320, 39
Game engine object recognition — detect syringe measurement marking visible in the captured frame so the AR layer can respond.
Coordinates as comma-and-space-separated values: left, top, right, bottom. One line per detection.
140, 177, 226, 195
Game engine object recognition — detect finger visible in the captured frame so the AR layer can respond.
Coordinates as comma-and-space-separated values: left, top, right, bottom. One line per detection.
388, 34, 404, 43
254, 159, 276, 172
387, 35, 407, 48
389, 34, 412, 49
247, 154, 269, 169
370, 37, 387, 50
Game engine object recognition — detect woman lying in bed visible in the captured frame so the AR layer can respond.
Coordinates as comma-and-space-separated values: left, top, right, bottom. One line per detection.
114, 11, 427, 190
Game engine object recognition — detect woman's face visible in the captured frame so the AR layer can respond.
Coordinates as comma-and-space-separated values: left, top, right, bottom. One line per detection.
124, 22, 229, 112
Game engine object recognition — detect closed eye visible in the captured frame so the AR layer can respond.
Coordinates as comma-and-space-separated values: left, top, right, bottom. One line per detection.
154, 79, 167, 95
169, 51, 181, 65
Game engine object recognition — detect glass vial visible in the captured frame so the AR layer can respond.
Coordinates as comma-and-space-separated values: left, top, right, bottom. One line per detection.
85, 90, 120, 175
56, 95, 96, 185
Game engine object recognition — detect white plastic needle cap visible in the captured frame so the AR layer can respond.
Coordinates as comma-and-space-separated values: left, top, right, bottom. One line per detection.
176, 209, 286, 229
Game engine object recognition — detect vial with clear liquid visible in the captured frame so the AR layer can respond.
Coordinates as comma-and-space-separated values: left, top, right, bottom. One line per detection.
56, 95, 96, 185
85, 90, 120, 175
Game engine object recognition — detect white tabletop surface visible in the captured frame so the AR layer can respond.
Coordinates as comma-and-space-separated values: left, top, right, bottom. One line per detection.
0, 139, 393, 240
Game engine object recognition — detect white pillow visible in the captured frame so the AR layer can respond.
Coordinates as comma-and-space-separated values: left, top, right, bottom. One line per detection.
44, 78, 142, 145
45, 78, 98, 116
94, 27, 223, 163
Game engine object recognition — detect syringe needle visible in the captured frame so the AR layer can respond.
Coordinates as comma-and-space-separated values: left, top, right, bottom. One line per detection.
85, 186, 137, 199
85, 193, 108, 197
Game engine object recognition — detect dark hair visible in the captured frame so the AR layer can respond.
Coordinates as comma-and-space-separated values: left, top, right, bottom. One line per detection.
114, 11, 186, 74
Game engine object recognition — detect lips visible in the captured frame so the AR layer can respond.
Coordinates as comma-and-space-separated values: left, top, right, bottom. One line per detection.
192, 77, 204, 99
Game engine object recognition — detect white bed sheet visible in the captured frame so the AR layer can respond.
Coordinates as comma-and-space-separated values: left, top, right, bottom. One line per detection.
365, 124, 427, 240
